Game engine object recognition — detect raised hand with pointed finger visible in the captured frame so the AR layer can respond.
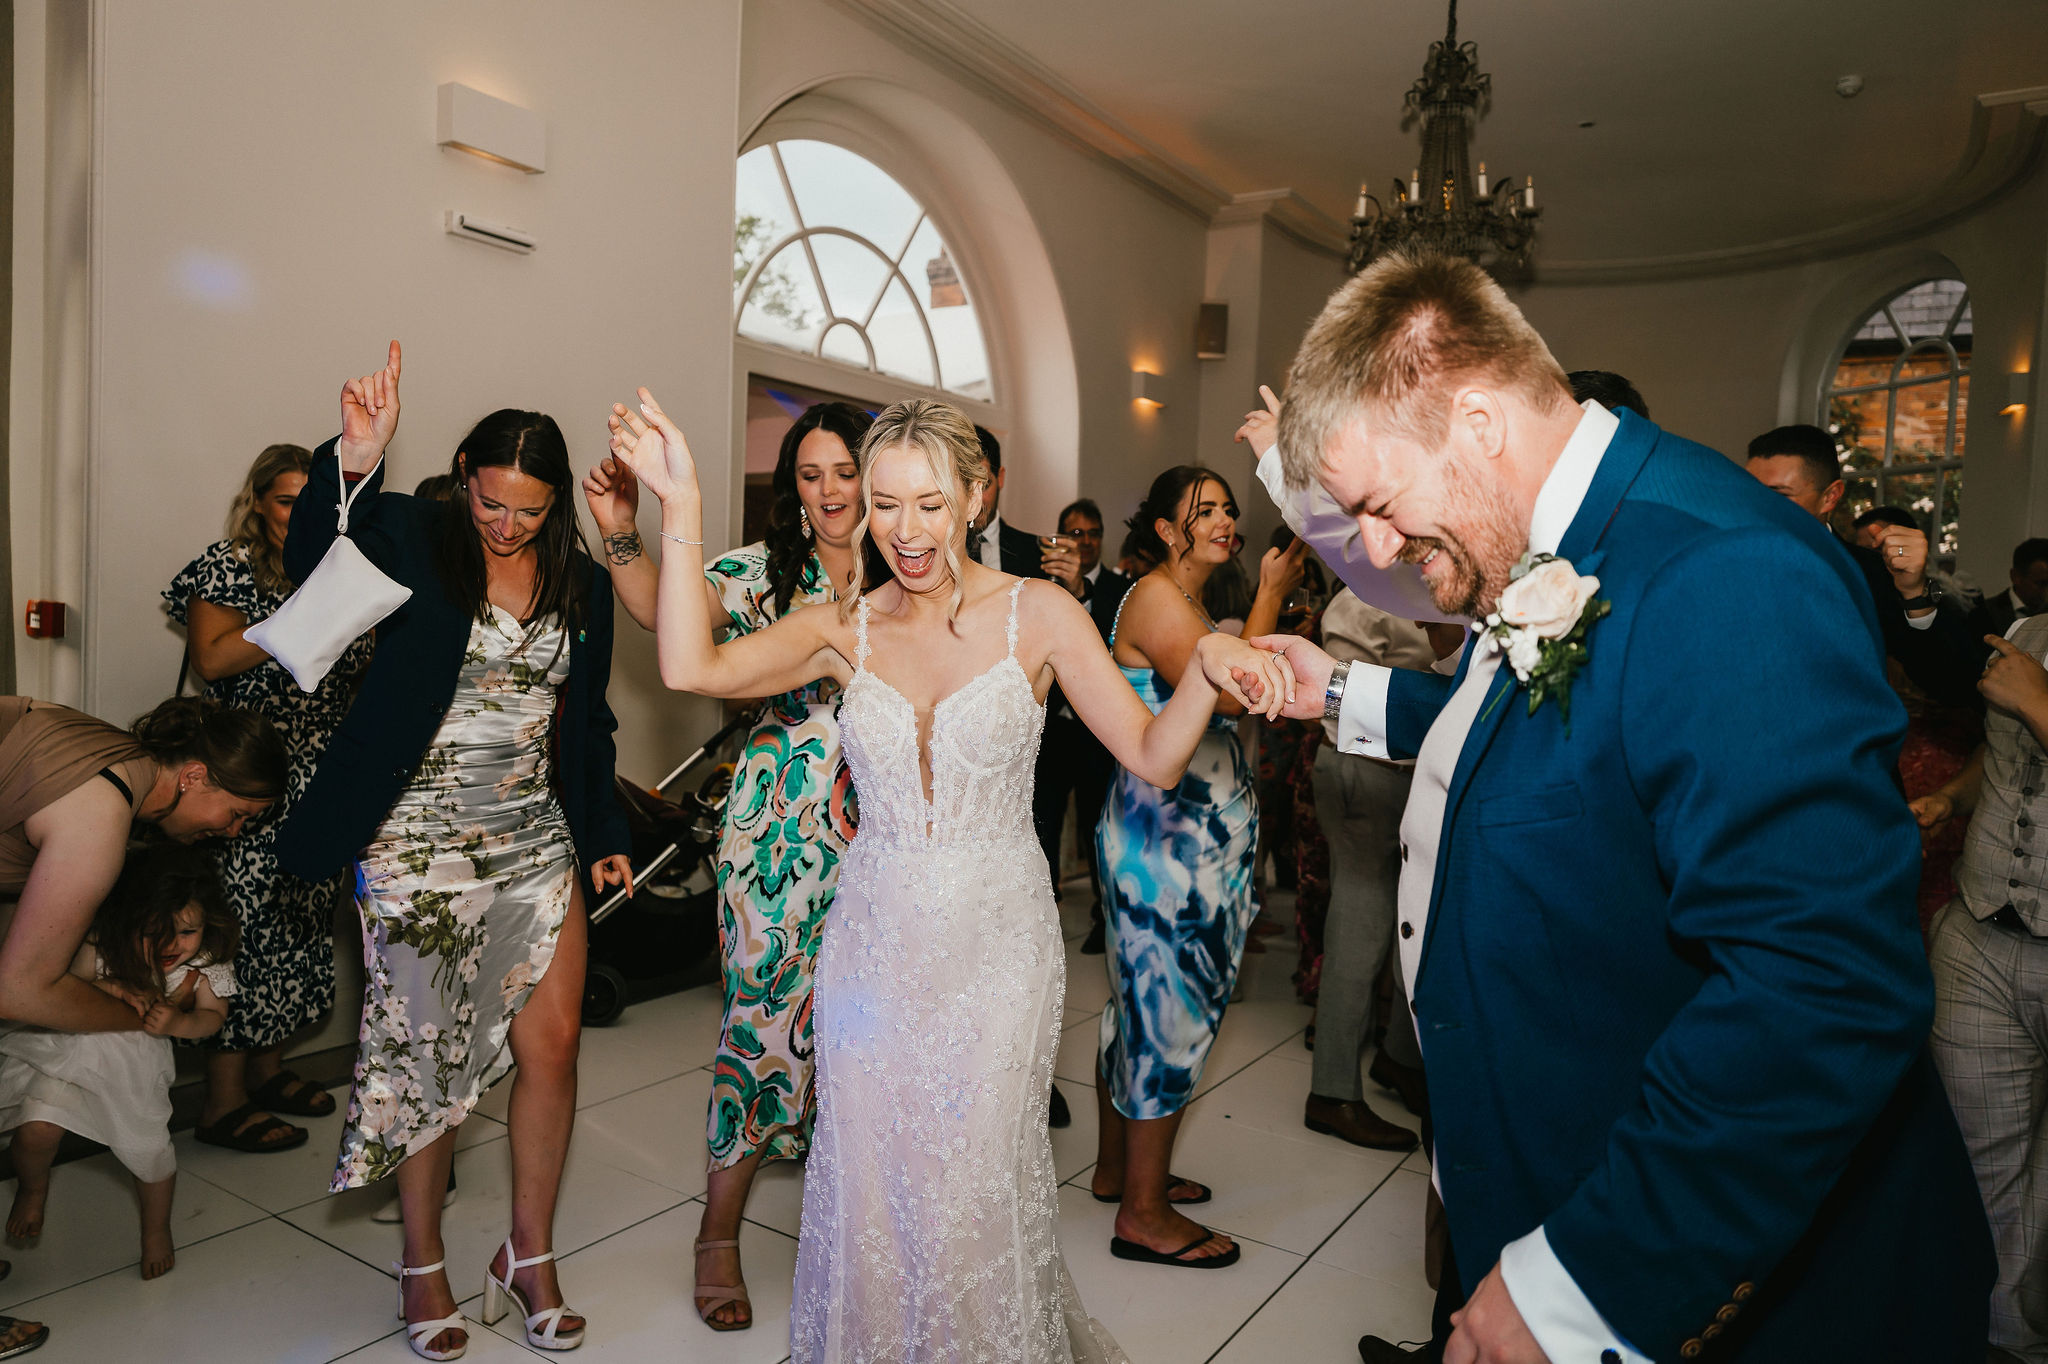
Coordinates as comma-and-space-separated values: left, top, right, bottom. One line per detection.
337, 340, 402, 474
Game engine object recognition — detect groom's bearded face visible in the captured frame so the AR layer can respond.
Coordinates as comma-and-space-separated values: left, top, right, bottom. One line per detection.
1322, 416, 1528, 618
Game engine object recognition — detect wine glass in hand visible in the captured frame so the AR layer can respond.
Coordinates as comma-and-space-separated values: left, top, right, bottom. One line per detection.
337, 340, 402, 474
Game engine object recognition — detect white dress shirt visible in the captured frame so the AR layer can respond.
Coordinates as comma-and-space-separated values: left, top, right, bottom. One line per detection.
1330, 401, 1651, 1364
975, 512, 1007, 570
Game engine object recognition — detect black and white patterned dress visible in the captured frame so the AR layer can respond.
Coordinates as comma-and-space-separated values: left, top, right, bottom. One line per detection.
164, 539, 371, 1051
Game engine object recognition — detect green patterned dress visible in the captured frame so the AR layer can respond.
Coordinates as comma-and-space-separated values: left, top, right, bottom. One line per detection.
331, 606, 577, 1190
705, 542, 855, 1170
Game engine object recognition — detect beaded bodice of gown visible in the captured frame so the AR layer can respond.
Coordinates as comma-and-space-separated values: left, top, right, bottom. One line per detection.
836, 582, 1043, 851
791, 581, 1126, 1363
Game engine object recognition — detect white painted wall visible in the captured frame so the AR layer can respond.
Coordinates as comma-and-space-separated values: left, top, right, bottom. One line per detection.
737, 0, 1213, 544
20, 0, 741, 776
1516, 156, 2048, 590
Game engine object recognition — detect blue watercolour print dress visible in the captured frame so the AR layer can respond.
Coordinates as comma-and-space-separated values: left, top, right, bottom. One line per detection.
1093, 605, 1259, 1121
331, 606, 578, 1190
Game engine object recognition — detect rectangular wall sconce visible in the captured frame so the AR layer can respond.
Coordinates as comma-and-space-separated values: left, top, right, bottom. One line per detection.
2006, 370, 2033, 416
436, 83, 546, 174
1196, 302, 1229, 360
1130, 369, 1168, 407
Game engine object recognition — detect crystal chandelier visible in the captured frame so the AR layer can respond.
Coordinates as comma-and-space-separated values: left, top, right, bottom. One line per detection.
1346, 0, 1540, 276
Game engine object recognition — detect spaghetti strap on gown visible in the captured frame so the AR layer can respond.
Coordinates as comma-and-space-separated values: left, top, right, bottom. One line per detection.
790, 582, 1126, 1363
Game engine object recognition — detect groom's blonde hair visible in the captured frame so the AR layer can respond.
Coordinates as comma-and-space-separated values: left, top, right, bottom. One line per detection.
1277, 251, 1571, 490
842, 398, 989, 625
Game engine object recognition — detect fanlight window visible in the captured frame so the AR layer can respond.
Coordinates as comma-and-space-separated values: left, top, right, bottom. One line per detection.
1826, 278, 1971, 558
734, 140, 992, 401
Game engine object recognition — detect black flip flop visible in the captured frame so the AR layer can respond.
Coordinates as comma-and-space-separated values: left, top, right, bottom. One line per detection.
194, 1102, 309, 1153
0, 1315, 49, 1358
1092, 1177, 1211, 1206
249, 1070, 336, 1118
1110, 1229, 1241, 1269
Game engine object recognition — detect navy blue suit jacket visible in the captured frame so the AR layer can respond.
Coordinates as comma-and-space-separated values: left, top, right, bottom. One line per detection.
1383, 412, 1990, 1358
273, 442, 630, 897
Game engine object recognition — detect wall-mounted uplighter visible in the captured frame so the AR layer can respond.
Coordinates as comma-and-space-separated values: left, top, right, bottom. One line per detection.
436, 82, 546, 174
2006, 371, 2033, 417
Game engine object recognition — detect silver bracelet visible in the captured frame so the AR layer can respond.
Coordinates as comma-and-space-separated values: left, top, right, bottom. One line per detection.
1323, 659, 1353, 723
660, 530, 704, 547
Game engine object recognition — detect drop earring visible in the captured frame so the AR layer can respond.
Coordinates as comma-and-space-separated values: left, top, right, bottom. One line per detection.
799, 507, 813, 539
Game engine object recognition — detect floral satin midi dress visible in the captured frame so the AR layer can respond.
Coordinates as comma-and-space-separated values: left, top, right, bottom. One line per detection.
331, 606, 578, 1190
705, 543, 856, 1170
1094, 614, 1260, 1121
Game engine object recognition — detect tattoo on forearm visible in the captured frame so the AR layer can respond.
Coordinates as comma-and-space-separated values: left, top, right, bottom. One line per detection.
603, 531, 644, 566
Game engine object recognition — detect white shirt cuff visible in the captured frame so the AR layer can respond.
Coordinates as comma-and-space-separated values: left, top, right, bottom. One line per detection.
1499, 1225, 1651, 1364
1335, 662, 1392, 759
1903, 607, 1935, 630
1254, 442, 1300, 535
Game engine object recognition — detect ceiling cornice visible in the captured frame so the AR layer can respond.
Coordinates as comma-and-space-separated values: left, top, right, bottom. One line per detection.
1213, 189, 1349, 258
1534, 89, 2048, 284
823, 0, 1233, 221
823, 2, 2046, 283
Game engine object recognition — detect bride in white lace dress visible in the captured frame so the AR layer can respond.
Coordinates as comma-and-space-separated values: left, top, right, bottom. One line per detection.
607, 392, 1292, 1361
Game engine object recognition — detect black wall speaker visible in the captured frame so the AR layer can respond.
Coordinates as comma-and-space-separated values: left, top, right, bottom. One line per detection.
1196, 302, 1229, 360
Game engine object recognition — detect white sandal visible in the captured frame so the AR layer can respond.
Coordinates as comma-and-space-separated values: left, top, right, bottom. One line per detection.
481, 1235, 585, 1351
394, 1259, 468, 1361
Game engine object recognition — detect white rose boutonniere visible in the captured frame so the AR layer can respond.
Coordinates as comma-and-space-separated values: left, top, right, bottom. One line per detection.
1480, 552, 1610, 724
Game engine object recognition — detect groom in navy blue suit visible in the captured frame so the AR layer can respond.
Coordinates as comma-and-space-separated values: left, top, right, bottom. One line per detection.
1260, 253, 1992, 1363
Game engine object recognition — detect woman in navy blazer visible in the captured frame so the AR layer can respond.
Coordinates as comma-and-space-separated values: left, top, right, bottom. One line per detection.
277, 343, 629, 1360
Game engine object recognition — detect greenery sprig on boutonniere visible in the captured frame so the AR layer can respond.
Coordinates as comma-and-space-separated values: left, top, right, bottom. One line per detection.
1479, 552, 1611, 725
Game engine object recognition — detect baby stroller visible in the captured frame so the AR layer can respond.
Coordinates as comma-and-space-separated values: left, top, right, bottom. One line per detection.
581, 707, 757, 1026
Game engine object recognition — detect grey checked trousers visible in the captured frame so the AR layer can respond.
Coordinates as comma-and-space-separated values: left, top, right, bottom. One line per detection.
1308, 745, 1419, 1101
1930, 899, 2048, 1360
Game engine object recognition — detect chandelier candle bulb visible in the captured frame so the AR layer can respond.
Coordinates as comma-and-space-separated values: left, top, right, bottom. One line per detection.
1524, 177, 1535, 211
1410, 169, 1421, 201
1477, 162, 1488, 196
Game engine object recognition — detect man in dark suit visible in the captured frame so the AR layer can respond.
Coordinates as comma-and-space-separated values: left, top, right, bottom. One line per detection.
1746, 424, 1989, 708
1978, 536, 2048, 638
1035, 498, 1134, 953
969, 425, 1050, 579
1262, 253, 1991, 1363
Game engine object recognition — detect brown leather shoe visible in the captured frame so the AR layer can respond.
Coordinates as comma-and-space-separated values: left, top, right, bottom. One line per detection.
1305, 1094, 1418, 1151
1369, 1053, 1431, 1122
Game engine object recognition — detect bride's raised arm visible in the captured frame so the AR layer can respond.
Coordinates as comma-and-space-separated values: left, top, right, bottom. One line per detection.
1032, 582, 1293, 790
607, 390, 849, 700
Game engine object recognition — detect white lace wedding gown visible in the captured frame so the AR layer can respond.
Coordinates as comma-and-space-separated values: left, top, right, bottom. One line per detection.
790, 583, 1127, 1364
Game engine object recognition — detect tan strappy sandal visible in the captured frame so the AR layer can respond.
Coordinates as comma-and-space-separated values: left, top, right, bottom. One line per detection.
692, 1237, 752, 1332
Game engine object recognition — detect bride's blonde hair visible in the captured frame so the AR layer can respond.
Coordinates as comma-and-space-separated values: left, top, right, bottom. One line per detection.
840, 398, 989, 625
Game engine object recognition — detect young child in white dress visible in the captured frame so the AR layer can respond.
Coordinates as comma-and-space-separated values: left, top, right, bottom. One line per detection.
0, 844, 238, 1278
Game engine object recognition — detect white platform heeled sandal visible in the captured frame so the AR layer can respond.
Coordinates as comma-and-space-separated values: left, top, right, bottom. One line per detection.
394, 1259, 468, 1361
481, 1235, 585, 1351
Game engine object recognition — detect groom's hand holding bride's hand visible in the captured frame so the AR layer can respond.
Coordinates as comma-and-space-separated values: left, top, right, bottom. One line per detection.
1245, 634, 1339, 723
1446, 1263, 1550, 1364
1199, 634, 1294, 720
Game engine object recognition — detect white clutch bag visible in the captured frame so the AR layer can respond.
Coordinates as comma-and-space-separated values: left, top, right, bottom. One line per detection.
245, 458, 412, 693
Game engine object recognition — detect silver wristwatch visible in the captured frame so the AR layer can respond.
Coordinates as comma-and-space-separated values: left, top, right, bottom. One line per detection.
1323, 660, 1353, 723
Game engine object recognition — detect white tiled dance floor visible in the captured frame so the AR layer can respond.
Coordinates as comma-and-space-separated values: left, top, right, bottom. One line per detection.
0, 887, 1430, 1362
